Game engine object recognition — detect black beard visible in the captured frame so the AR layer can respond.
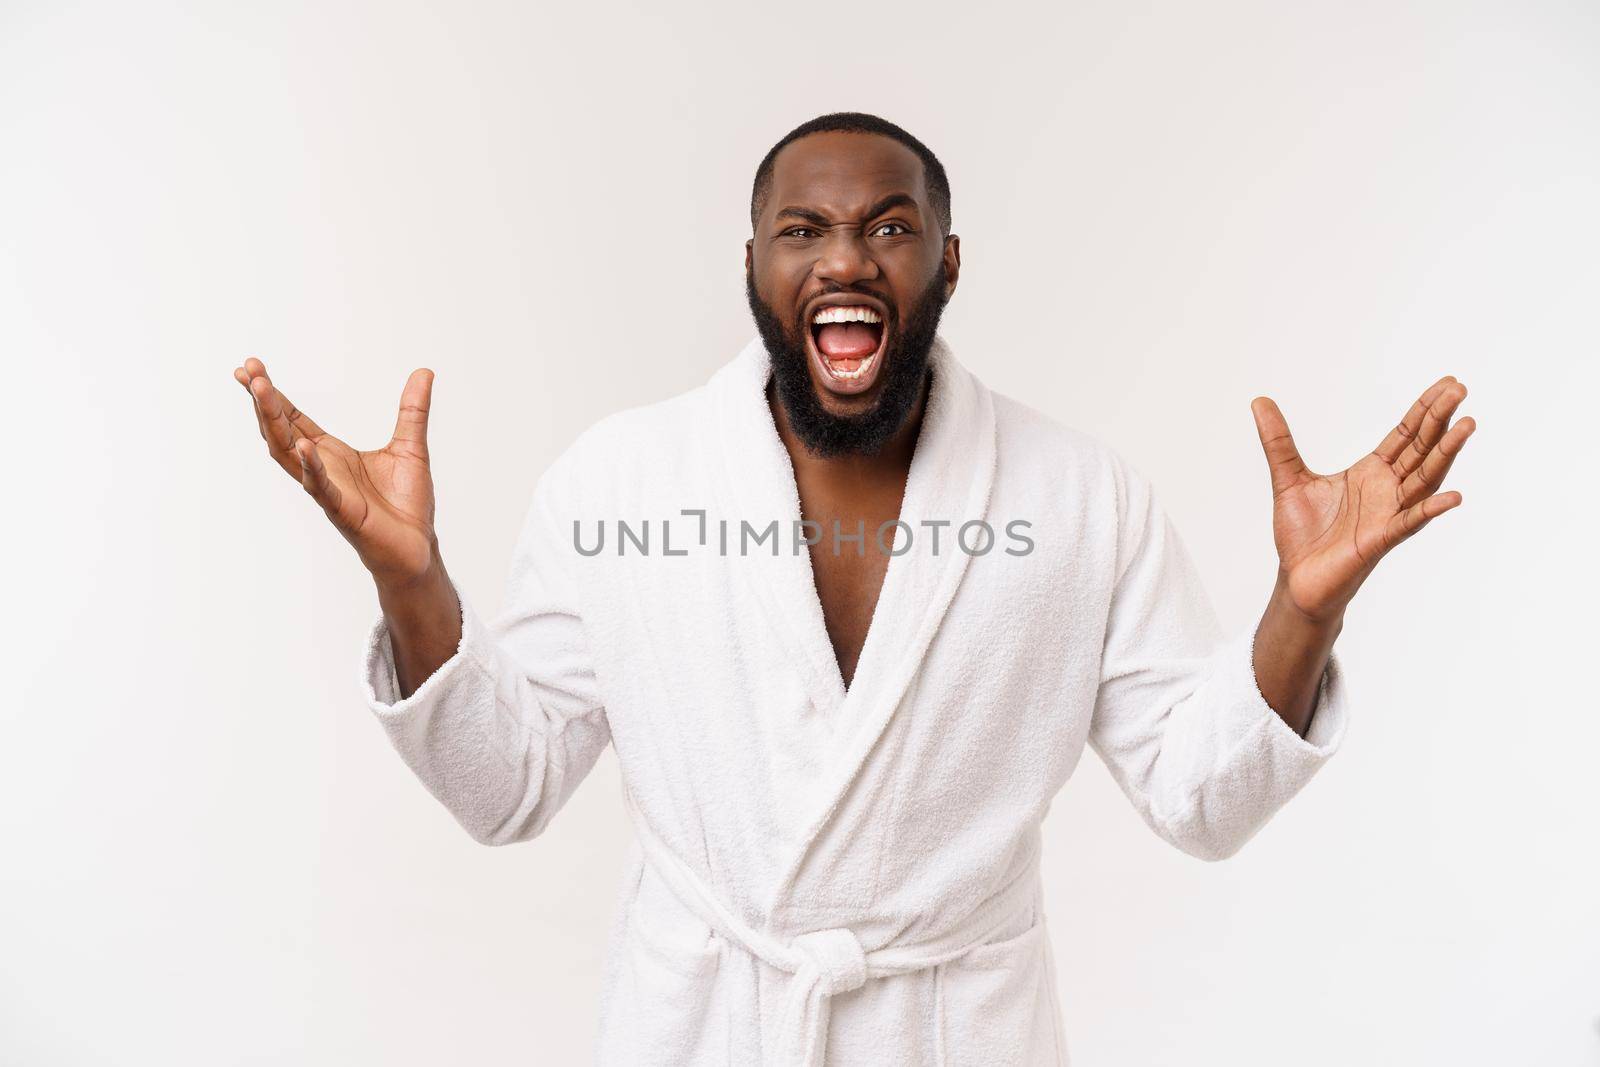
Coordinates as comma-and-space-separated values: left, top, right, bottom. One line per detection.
745, 268, 948, 459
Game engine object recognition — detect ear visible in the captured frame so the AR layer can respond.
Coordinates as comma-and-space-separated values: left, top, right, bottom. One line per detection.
942, 235, 961, 300
744, 239, 753, 273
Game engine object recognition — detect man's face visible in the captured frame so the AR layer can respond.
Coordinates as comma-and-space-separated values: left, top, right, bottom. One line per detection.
746, 131, 960, 457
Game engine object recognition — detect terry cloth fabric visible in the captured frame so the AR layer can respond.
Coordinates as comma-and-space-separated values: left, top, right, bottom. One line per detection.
359, 335, 1349, 1065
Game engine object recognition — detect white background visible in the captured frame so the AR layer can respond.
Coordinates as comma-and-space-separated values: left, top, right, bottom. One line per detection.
3, 1, 1596, 1063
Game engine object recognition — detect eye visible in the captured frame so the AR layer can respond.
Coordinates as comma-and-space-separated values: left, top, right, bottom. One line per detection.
872, 222, 908, 238
782, 227, 818, 239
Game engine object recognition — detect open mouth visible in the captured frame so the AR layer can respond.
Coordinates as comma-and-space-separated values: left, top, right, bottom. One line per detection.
807, 304, 888, 395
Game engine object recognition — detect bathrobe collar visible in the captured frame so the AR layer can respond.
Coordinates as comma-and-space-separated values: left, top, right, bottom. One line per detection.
708, 334, 998, 879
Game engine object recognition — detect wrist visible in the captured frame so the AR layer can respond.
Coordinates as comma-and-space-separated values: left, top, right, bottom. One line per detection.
373, 552, 463, 700
374, 552, 454, 622
1271, 568, 1347, 634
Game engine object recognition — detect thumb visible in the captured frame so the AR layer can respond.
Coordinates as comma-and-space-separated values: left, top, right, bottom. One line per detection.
390, 368, 434, 457
1251, 396, 1308, 495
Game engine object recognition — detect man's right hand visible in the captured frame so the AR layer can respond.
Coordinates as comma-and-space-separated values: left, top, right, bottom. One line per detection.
234, 357, 462, 697
234, 356, 440, 582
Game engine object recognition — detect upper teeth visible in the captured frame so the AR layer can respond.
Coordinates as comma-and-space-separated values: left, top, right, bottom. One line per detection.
812, 305, 881, 325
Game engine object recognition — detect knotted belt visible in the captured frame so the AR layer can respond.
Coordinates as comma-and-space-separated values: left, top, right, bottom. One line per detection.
622, 788, 1042, 1067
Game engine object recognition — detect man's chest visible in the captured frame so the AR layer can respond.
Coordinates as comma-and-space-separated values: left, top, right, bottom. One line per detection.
796, 479, 906, 691
806, 526, 892, 691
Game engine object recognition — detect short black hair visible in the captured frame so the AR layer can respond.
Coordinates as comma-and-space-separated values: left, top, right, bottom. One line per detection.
750, 112, 952, 237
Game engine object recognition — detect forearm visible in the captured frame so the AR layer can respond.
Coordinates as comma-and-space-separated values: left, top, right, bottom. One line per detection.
360, 543, 612, 847
374, 553, 463, 699
1251, 570, 1344, 738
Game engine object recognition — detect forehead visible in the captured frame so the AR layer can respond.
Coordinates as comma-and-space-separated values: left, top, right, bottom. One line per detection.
767, 131, 929, 216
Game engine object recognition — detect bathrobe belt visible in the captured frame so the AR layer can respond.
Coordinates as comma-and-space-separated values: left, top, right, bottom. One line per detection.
623, 789, 1043, 1067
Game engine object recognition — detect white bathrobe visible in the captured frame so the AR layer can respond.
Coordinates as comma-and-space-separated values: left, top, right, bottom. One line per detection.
359, 336, 1348, 1066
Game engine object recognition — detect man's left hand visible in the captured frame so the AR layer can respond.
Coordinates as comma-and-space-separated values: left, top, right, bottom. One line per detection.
1251, 375, 1475, 624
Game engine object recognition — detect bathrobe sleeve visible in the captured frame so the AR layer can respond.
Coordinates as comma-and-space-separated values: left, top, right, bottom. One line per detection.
357, 459, 610, 846
1087, 457, 1349, 861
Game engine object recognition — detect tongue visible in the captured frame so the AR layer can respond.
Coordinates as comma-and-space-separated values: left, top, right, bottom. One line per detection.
816, 322, 879, 359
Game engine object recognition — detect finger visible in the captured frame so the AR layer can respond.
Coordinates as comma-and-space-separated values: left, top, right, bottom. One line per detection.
1398, 415, 1475, 509
1384, 489, 1462, 551
389, 368, 434, 458
295, 438, 347, 526
235, 364, 280, 453
1395, 380, 1467, 479
1373, 376, 1455, 464
240, 358, 328, 436
242, 355, 274, 396
250, 373, 302, 459
238, 367, 287, 466
238, 359, 275, 437
1251, 396, 1309, 495
238, 367, 273, 445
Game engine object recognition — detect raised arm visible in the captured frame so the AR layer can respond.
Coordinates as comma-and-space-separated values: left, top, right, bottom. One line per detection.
233, 358, 610, 845
1088, 455, 1351, 862
1248, 375, 1474, 735
1088, 375, 1474, 862
233, 357, 459, 697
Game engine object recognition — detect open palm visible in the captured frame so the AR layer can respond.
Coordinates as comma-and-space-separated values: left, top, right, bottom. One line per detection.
234, 357, 439, 584
1252, 375, 1475, 622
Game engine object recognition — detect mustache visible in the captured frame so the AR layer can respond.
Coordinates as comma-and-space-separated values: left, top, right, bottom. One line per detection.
801, 284, 896, 321
742, 273, 900, 336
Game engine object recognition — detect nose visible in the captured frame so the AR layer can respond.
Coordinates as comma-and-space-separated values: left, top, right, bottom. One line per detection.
812, 229, 880, 288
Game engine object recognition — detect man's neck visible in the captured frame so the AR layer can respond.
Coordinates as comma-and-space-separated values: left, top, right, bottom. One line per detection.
767, 371, 930, 496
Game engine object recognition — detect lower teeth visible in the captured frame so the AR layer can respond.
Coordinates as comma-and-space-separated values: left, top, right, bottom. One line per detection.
828, 354, 875, 380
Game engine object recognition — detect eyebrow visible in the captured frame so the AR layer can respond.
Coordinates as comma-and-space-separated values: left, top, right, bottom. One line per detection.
773, 193, 923, 228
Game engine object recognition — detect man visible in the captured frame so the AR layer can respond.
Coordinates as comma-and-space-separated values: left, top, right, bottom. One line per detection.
234, 112, 1474, 1065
